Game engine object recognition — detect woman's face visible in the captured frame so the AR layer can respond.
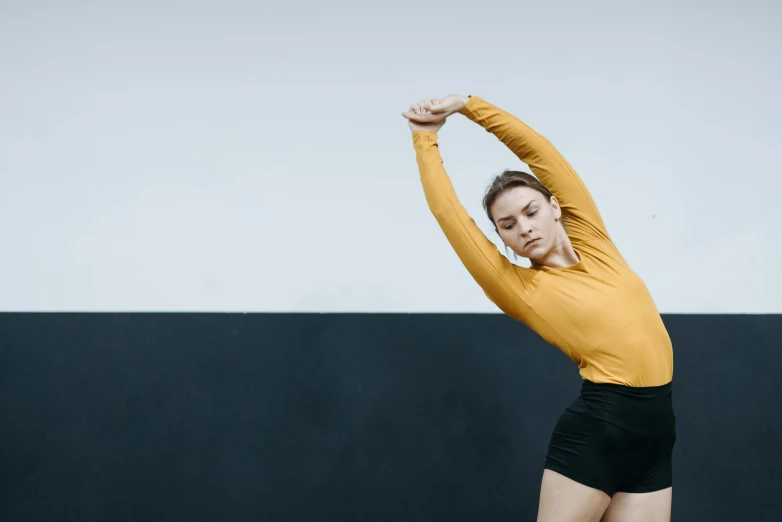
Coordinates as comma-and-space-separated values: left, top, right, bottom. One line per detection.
490, 186, 562, 261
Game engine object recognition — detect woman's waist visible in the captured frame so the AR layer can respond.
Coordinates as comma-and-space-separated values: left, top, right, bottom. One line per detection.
566, 379, 675, 434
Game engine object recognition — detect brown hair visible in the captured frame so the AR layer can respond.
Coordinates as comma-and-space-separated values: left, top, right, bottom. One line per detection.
482, 170, 554, 231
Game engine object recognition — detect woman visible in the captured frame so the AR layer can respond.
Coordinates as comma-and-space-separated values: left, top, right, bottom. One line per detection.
402, 94, 676, 522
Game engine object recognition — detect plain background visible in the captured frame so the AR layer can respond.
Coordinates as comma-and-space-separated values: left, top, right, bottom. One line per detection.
2, 0, 781, 313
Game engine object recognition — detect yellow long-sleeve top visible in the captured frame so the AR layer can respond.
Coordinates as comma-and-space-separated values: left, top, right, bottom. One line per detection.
412, 95, 673, 387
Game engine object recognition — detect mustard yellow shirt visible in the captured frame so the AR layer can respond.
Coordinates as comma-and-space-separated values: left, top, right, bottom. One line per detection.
412, 95, 673, 387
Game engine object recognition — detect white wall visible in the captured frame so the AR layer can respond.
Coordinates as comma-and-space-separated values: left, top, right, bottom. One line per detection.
1, 1, 780, 313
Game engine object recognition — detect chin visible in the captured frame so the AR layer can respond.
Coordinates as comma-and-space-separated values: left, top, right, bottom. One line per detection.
522, 242, 543, 256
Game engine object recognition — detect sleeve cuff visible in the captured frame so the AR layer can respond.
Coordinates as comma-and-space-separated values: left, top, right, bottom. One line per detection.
457, 94, 479, 117
412, 130, 439, 147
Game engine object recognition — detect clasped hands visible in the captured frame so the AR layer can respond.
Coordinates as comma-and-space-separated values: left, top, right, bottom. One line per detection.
401, 94, 470, 133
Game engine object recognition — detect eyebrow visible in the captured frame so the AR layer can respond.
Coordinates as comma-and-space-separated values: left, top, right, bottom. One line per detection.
496, 200, 535, 222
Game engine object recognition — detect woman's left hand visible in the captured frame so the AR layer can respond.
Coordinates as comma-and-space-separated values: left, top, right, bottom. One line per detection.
402, 98, 445, 133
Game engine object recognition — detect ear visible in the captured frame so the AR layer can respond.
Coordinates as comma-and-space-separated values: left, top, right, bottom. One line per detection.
550, 196, 562, 221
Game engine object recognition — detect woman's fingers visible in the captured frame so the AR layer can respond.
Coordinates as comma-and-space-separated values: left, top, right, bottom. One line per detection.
425, 99, 451, 114
407, 98, 440, 117
402, 97, 447, 121
403, 111, 444, 123
418, 99, 440, 115
402, 109, 426, 120
426, 99, 441, 112
406, 108, 428, 121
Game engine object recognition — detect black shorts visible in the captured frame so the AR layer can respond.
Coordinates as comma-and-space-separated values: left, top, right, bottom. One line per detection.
544, 379, 676, 497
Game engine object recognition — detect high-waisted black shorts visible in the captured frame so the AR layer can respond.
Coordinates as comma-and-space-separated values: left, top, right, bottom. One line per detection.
544, 379, 676, 497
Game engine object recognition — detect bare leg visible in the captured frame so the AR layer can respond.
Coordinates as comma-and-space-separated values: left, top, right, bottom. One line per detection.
601, 488, 672, 522
537, 469, 611, 522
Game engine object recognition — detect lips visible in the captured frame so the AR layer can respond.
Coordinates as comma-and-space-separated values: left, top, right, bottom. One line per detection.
525, 238, 540, 247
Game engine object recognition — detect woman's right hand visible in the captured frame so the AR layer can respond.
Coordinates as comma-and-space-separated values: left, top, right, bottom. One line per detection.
403, 94, 470, 124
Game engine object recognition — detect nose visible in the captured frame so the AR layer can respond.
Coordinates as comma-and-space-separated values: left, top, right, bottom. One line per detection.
518, 217, 533, 236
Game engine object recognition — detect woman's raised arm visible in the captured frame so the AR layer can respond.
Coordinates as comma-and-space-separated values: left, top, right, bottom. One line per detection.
409, 128, 537, 320
410, 95, 611, 245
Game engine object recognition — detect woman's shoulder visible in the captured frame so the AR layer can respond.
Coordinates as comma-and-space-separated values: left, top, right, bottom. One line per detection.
571, 238, 629, 272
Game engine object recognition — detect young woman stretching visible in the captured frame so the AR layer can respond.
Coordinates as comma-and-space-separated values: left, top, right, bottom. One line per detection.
402, 94, 676, 522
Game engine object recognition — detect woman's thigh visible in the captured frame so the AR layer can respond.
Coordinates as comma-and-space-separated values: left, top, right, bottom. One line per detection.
601, 487, 672, 522
537, 469, 611, 522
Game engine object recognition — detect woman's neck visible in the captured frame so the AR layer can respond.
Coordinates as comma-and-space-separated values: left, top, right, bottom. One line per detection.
531, 226, 580, 269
